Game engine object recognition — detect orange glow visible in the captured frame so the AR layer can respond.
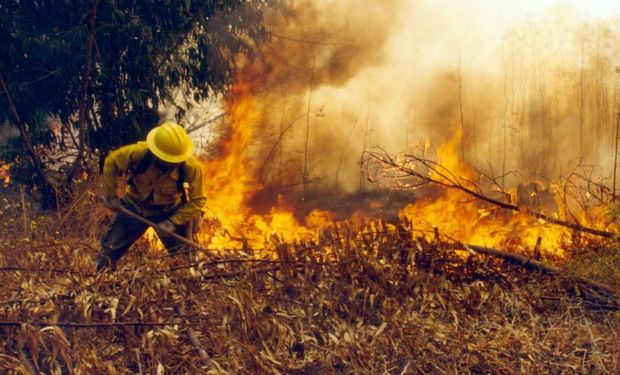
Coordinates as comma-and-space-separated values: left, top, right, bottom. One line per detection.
190, 79, 610, 259
0, 162, 10, 187
196, 81, 337, 251
400, 128, 572, 257
400, 188, 571, 256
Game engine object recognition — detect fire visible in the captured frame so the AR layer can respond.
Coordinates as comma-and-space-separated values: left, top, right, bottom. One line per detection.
0, 162, 10, 187
400, 129, 573, 257
430, 127, 475, 182
197, 81, 335, 251
190, 81, 608, 259
401, 188, 571, 256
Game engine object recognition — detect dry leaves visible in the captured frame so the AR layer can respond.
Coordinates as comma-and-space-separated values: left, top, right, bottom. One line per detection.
0, 199, 619, 374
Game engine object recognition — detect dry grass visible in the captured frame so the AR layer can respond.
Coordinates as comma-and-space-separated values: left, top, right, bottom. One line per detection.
0, 187, 619, 374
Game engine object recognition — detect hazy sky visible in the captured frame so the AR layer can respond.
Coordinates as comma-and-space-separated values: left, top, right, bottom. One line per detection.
515, 0, 620, 18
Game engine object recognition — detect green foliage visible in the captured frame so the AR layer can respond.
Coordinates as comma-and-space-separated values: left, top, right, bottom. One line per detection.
0, 0, 275, 190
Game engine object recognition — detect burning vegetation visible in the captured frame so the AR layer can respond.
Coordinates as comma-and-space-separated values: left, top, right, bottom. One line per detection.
2, 0, 620, 373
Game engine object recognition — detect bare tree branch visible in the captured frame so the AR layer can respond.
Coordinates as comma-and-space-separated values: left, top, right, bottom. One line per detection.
67, 0, 98, 183
363, 149, 618, 239
0, 72, 49, 185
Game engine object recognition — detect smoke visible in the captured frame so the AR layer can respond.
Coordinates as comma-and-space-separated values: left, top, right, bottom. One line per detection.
231, 0, 620, 193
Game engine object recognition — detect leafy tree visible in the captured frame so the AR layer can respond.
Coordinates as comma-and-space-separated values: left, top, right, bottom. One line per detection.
0, 0, 274, 206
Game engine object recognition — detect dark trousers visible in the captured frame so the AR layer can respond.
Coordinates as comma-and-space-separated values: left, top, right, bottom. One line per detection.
97, 202, 198, 269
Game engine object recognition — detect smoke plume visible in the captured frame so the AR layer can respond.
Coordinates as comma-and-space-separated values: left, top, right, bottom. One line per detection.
226, 0, 620, 193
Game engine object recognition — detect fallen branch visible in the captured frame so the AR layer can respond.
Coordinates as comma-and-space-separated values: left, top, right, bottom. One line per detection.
540, 295, 618, 310
454, 242, 617, 297
0, 320, 203, 328
0, 266, 94, 276
364, 150, 618, 239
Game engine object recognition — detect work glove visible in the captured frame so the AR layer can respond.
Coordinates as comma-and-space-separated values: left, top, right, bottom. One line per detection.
103, 196, 121, 210
158, 219, 176, 234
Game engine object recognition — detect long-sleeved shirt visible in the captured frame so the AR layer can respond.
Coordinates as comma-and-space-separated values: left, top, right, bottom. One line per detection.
102, 141, 206, 225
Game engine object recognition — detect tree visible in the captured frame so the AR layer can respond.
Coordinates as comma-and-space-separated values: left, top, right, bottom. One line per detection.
0, 0, 274, 206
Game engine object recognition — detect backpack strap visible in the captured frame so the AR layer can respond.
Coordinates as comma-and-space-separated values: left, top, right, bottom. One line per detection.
178, 162, 188, 204
127, 149, 154, 187
128, 149, 189, 204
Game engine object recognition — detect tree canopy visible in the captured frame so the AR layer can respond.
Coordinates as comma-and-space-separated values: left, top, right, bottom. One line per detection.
0, 0, 274, 205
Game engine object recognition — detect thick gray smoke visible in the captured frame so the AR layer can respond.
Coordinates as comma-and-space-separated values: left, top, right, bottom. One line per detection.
224, 0, 620, 193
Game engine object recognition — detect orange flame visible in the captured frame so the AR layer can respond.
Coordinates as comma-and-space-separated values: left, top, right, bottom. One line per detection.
192, 81, 610, 259
198, 81, 334, 251
0, 162, 10, 187
401, 128, 573, 257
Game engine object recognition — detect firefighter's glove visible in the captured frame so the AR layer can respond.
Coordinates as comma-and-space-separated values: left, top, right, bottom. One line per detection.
158, 219, 176, 234
103, 196, 121, 211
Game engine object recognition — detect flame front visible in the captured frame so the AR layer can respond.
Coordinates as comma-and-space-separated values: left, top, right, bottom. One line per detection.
198, 81, 333, 251
194, 81, 610, 259
401, 129, 573, 257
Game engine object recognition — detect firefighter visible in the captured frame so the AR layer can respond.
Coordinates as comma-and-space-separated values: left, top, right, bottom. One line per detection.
96, 121, 206, 271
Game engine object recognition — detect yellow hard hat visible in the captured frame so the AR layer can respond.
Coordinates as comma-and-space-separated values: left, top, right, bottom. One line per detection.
146, 121, 194, 163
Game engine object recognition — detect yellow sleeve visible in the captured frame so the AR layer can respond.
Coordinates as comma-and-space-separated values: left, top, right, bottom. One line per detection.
102, 143, 149, 197
168, 158, 207, 225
